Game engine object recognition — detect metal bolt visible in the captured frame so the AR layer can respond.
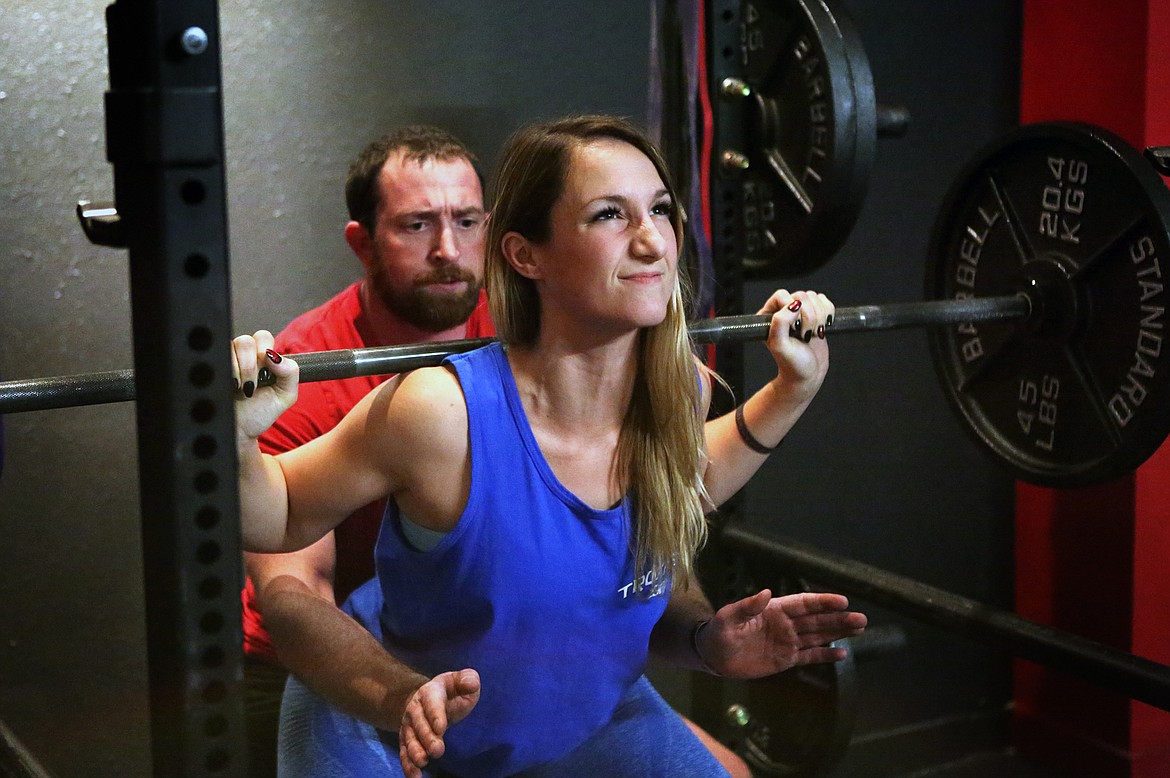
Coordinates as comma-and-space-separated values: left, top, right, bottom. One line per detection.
1145, 146, 1170, 176
180, 27, 209, 56
720, 77, 752, 99
720, 149, 751, 171
726, 704, 751, 729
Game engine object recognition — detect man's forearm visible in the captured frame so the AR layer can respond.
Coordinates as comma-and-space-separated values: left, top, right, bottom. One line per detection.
260, 575, 427, 731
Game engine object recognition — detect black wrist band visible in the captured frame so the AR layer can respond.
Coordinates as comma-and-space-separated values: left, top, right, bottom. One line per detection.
691, 619, 721, 676
735, 403, 779, 454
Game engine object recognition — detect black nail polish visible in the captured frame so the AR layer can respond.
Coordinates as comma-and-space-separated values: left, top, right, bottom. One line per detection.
803, 330, 814, 343
826, 314, 834, 328
244, 381, 255, 398
793, 316, 802, 334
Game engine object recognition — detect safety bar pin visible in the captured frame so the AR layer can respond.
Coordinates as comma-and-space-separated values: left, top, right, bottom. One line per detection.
76, 200, 126, 249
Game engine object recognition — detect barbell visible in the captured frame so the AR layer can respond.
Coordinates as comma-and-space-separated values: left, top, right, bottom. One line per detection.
0, 296, 1026, 413
3, 124, 1170, 490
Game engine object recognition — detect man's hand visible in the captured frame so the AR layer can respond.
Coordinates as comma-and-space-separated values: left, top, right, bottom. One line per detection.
697, 590, 867, 678
398, 668, 481, 778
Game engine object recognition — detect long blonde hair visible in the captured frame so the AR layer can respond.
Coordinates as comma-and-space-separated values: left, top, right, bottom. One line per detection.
486, 115, 710, 588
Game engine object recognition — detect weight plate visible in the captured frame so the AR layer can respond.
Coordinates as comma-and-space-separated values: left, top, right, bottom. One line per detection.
715, 0, 876, 278
724, 575, 857, 777
926, 122, 1170, 487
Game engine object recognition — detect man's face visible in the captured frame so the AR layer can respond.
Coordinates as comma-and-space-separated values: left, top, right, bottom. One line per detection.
364, 152, 485, 331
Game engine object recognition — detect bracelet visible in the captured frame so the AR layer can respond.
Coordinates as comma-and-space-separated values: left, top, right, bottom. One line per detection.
735, 403, 780, 454
691, 619, 722, 676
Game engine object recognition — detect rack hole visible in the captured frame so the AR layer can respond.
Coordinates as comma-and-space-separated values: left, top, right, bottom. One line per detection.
188, 326, 213, 352
190, 399, 216, 423
189, 362, 214, 387
194, 470, 218, 494
199, 611, 224, 634
195, 506, 220, 529
184, 253, 210, 278
197, 540, 221, 565
181, 179, 207, 204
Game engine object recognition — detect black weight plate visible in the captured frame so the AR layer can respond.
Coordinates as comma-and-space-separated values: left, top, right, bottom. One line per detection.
737, 650, 856, 777
926, 122, 1170, 487
733, 0, 876, 278
731, 575, 856, 777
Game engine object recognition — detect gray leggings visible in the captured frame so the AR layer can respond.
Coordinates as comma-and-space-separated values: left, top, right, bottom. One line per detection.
277, 673, 730, 778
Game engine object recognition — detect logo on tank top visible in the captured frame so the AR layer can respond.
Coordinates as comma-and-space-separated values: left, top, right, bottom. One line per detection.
617, 568, 668, 600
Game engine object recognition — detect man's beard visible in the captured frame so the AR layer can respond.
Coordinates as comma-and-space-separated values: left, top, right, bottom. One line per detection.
369, 262, 483, 333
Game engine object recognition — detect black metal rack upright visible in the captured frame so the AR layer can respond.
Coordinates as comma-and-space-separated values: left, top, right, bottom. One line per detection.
105, 1, 246, 774
687, 0, 751, 750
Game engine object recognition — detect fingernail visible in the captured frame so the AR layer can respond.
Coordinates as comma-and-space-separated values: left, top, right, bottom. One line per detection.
803, 330, 814, 343
826, 314, 834, 328
817, 325, 825, 340
244, 381, 255, 398
787, 299, 802, 312
793, 316, 802, 334
265, 349, 283, 364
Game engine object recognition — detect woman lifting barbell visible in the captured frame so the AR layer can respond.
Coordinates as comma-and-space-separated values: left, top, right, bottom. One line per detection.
232, 114, 866, 777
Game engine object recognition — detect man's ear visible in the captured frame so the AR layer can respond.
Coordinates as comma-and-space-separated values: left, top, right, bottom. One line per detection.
501, 231, 543, 280
343, 221, 374, 272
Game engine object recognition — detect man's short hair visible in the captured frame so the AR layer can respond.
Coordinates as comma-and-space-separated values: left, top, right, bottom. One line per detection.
345, 125, 478, 234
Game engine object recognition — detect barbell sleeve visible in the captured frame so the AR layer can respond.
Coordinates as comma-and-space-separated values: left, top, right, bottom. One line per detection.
0, 295, 1030, 414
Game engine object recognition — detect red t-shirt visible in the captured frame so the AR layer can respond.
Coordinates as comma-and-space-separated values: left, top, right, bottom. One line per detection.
241, 282, 495, 660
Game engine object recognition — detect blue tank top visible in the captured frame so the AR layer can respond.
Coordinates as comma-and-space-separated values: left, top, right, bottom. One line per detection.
373, 343, 669, 777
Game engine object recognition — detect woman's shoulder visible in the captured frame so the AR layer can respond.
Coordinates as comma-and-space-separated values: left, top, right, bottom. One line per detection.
352, 365, 469, 478
383, 365, 465, 427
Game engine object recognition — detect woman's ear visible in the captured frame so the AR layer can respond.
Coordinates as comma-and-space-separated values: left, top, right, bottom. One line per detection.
501, 231, 543, 280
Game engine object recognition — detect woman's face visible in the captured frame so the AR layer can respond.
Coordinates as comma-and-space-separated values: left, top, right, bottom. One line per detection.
522, 138, 679, 335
